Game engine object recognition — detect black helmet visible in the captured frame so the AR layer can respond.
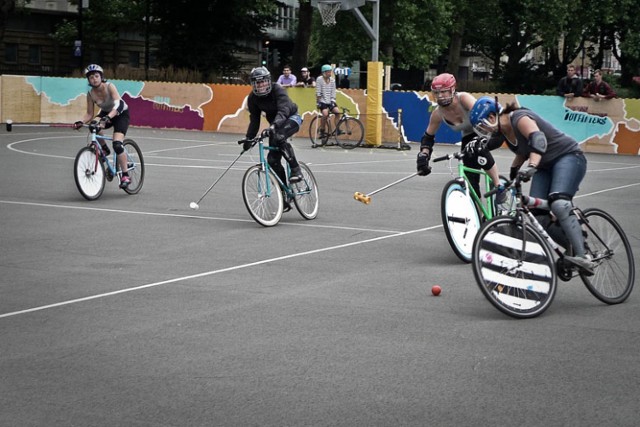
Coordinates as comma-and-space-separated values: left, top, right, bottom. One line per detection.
250, 66, 272, 96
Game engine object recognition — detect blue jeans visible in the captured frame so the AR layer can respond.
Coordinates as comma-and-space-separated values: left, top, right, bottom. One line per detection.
530, 152, 587, 200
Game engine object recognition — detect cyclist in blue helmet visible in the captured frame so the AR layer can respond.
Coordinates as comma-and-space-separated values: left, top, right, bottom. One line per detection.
469, 97, 594, 273
315, 64, 341, 144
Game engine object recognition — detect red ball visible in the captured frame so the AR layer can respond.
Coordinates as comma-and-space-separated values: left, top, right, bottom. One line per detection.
431, 285, 442, 296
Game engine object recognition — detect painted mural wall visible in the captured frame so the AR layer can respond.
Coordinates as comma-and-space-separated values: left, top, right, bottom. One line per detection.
1, 75, 638, 155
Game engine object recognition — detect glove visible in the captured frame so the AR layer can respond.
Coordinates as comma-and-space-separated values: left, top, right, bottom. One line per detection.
238, 138, 252, 151
464, 136, 487, 156
73, 121, 84, 130
518, 164, 537, 183
98, 116, 111, 128
416, 151, 431, 176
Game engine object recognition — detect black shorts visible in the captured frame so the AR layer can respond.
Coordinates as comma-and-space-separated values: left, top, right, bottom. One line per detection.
99, 109, 130, 134
318, 101, 337, 111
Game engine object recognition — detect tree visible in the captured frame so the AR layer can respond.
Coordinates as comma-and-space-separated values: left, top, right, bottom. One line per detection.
151, 0, 278, 77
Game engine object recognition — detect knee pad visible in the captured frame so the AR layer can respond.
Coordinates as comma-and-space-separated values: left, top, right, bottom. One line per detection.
550, 198, 574, 221
113, 140, 124, 155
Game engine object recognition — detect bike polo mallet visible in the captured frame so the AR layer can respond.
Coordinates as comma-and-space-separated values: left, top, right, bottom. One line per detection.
353, 172, 419, 205
189, 150, 245, 210
5, 119, 74, 132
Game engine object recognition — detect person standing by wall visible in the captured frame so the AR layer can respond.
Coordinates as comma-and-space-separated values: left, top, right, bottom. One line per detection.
556, 64, 583, 99
276, 65, 297, 88
583, 69, 616, 101
296, 67, 316, 87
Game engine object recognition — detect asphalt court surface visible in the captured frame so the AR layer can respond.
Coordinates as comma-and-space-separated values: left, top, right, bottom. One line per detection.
1, 126, 640, 426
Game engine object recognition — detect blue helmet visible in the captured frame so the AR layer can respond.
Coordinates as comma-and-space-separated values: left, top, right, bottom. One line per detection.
469, 96, 501, 138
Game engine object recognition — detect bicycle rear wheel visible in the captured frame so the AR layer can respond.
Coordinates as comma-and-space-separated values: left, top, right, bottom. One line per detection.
336, 117, 364, 149
472, 216, 557, 319
308, 115, 331, 148
441, 179, 481, 263
242, 165, 283, 227
74, 146, 105, 200
292, 162, 319, 220
121, 139, 145, 194
579, 208, 634, 304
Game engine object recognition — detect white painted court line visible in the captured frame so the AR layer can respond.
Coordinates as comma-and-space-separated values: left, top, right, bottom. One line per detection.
0, 200, 408, 234
0, 225, 439, 319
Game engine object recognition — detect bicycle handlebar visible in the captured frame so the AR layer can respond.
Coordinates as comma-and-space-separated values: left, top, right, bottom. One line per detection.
433, 152, 465, 163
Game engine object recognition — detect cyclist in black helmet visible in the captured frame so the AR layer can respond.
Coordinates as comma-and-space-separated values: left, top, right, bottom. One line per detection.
73, 64, 132, 189
239, 67, 304, 200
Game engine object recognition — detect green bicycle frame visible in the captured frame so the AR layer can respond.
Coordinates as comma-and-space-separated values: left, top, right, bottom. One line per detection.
456, 162, 498, 220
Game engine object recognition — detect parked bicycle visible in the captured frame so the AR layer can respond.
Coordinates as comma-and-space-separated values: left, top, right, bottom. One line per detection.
242, 129, 319, 227
433, 151, 515, 263
472, 175, 635, 319
73, 120, 144, 200
308, 107, 364, 149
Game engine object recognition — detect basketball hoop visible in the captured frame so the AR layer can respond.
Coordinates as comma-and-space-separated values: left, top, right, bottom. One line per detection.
317, 1, 341, 26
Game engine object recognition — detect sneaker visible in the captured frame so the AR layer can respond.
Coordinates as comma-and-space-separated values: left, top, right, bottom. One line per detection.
119, 175, 131, 189
282, 192, 292, 212
289, 166, 303, 183
101, 144, 111, 156
564, 254, 595, 275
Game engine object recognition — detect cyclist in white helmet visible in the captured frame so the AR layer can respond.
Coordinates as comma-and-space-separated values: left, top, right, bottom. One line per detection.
73, 64, 132, 189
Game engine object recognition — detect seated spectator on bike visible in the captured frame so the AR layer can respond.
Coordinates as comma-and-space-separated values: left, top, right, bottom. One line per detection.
276, 65, 297, 88
316, 64, 341, 136
73, 64, 132, 189
469, 96, 595, 273
417, 73, 505, 203
296, 67, 316, 87
583, 69, 617, 101
239, 67, 304, 209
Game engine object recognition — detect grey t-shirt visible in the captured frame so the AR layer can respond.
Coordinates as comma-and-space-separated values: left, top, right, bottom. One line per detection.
506, 109, 581, 169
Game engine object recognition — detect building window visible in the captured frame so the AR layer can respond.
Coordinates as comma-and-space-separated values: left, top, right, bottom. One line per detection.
277, 4, 297, 31
28, 45, 41, 65
5, 43, 18, 63
129, 51, 140, 68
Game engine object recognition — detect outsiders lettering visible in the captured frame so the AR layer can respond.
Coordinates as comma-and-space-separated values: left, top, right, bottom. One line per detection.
564, 110, 608, 125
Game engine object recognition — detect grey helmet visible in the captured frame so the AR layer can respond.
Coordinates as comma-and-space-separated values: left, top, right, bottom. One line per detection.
250, 66, 272, 96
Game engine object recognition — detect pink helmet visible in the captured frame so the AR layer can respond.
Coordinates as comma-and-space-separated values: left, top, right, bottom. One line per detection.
431, 73, 456, 106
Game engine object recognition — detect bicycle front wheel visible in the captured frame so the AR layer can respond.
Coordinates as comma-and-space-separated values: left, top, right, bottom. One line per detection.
121, 139, 145, 195
308, 115, 330, 148
242, 165, 283, 227
441, 179, 481, 263
336, 117, 364, 149
74, 146, 105, 200
472, 216, 557, 319
579, 208, 634, 304
292, 162, 319, 220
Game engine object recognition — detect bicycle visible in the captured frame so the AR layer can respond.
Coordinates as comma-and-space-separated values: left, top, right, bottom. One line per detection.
73, 120, 145, 200
471, 175, 635, 319
308, 107, 364, 149
433, 151, 515, 263
242, 129, 319, 227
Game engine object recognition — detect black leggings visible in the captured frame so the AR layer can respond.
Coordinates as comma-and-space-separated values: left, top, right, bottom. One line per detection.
460, 133, 496, 197
267, 117, 300, 184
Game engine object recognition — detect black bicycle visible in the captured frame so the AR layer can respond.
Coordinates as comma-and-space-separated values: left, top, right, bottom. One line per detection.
308, 107, 364, 149
472, 176, 635, 318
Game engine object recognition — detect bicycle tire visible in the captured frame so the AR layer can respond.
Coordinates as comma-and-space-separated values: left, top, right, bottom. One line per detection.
579, 208, 635, 304
74, 146, 105, 200
336, 117, 364, 149
308, 115, 332, 147
472, 216, 557, 319
121, 139, 145, 195
292, 162, 319, 220
242, 165, 283, 227
441, 179, 481, 263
